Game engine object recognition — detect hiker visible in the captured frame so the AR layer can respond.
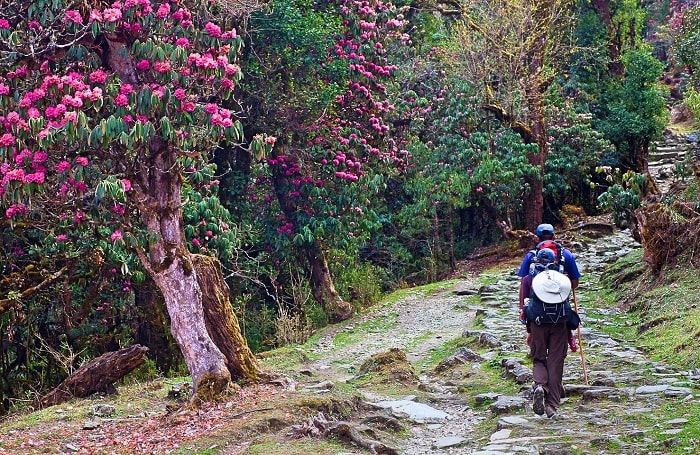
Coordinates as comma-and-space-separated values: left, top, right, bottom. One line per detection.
517, 223, 581, 418
518, 223, 580, 351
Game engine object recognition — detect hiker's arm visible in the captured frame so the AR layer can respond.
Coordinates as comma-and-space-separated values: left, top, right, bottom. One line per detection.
570, 278, 579, 290
519, 277, 525, 309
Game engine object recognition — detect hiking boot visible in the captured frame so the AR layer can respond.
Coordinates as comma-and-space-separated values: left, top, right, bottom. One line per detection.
545, 405, 557, 418
533, 385, 545, 416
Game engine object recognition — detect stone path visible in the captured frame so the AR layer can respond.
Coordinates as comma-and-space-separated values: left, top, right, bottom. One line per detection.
301, 225, 700, 454
395, 227, 699, 455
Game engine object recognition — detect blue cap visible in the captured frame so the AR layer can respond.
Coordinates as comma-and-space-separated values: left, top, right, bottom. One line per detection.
536, 248, 556, 263
535, 223, 554, 237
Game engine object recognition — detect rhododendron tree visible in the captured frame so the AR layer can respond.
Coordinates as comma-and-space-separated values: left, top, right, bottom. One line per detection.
0, 0, 264, 398
235, 0, 409, 321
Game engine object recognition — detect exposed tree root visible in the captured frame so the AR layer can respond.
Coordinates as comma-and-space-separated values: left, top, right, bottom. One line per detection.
287, 412, 400, 455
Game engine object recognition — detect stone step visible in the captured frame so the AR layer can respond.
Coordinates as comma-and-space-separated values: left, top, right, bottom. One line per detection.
654, 145, 687, 153
648, 150, 687, 162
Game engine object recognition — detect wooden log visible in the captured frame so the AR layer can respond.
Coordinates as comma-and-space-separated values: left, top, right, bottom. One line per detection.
37, 344, 149, 408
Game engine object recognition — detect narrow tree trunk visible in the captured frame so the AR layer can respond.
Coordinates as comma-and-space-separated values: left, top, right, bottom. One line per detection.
193, 255, 264, 381
134, 278, 182, 375
591, 0, 624, 77
270, 147, 353, 323
304, 241, 354, 323
522, 0, 554, 231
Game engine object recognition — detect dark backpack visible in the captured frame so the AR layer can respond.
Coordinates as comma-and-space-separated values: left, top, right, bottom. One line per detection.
524, 267, 579, 329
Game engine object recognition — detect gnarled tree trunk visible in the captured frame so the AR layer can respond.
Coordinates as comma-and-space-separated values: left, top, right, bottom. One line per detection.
135, 145, 261, 400
303, 241, 354, 323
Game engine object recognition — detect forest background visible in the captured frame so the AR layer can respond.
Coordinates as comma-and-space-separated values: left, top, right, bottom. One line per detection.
0, 0, 699, 413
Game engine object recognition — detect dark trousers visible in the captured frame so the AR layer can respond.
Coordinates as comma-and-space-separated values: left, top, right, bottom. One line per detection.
530, 321, 568, 409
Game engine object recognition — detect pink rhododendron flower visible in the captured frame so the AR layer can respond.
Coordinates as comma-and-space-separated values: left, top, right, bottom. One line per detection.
5, 169, 26, 182
6, 204, 28, 218
114, 94, 129, 106
56, 161, 71, 173
89, 70, 108, 84
175, 38, 190, 47
89, 9, 102, 22
76, 157, 89, 166
174, 88, 186, 100
120, 84, 134, 95
181, 101, 196, 112
5, 111, 19, 124
153, 61, 171, 73
0, 19, 9, 29
24, 172, 45, 184
121, 179, 131, 191
103, 8, 122, 22
33, 151, 48, 164
220, 78, 234, 90
112, 204, 125, 216
65, 10, 83, 24
15, 149, 32, 164
0, 133, 14, 147
136, 59, 150, 71
73, 210, 86, 224
0, 83, 9, 95
56, 234, 68, 242
156, 3, 170, 18
110, 230, 123, 241
205, 22, 222, 37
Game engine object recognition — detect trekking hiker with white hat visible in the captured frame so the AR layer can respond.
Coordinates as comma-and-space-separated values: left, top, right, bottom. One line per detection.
517, 224, 582, 418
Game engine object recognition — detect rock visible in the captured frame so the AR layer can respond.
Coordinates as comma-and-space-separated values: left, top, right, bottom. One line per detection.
433, 435, 467, 448
368, 399, 450, 423
92, 404, 115, 417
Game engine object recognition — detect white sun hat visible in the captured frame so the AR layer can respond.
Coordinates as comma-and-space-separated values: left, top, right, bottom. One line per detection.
532, 270, 572, 303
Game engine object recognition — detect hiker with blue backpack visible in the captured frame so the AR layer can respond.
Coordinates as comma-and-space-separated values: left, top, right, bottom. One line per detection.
517, 223, 581, 418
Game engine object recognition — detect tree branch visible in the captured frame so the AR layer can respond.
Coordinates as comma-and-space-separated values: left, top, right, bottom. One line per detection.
0, 266, 68, 314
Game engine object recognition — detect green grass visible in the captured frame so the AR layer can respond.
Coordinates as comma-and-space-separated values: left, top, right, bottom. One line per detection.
244, 439, 351, 455
414, 336, 470, 371
332, 311, 398, 349
594, 255, 700, 371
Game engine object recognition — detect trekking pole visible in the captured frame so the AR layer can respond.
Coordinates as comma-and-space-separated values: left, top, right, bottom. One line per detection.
572, 289, 589, 385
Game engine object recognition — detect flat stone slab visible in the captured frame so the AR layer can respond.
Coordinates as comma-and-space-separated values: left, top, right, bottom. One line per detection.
433, 435, 467, 449
369, 399, 450, 423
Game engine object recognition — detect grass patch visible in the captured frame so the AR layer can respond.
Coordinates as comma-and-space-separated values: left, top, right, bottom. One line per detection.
244, 439, 351, 455
414, 336, 471, 371
618, 400, 700, 454
332, 311, 398, 349
257, 345, 313, 373
596, 258, 700, 370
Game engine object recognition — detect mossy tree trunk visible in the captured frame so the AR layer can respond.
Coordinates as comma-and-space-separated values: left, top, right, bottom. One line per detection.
193, 255, 263, 381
